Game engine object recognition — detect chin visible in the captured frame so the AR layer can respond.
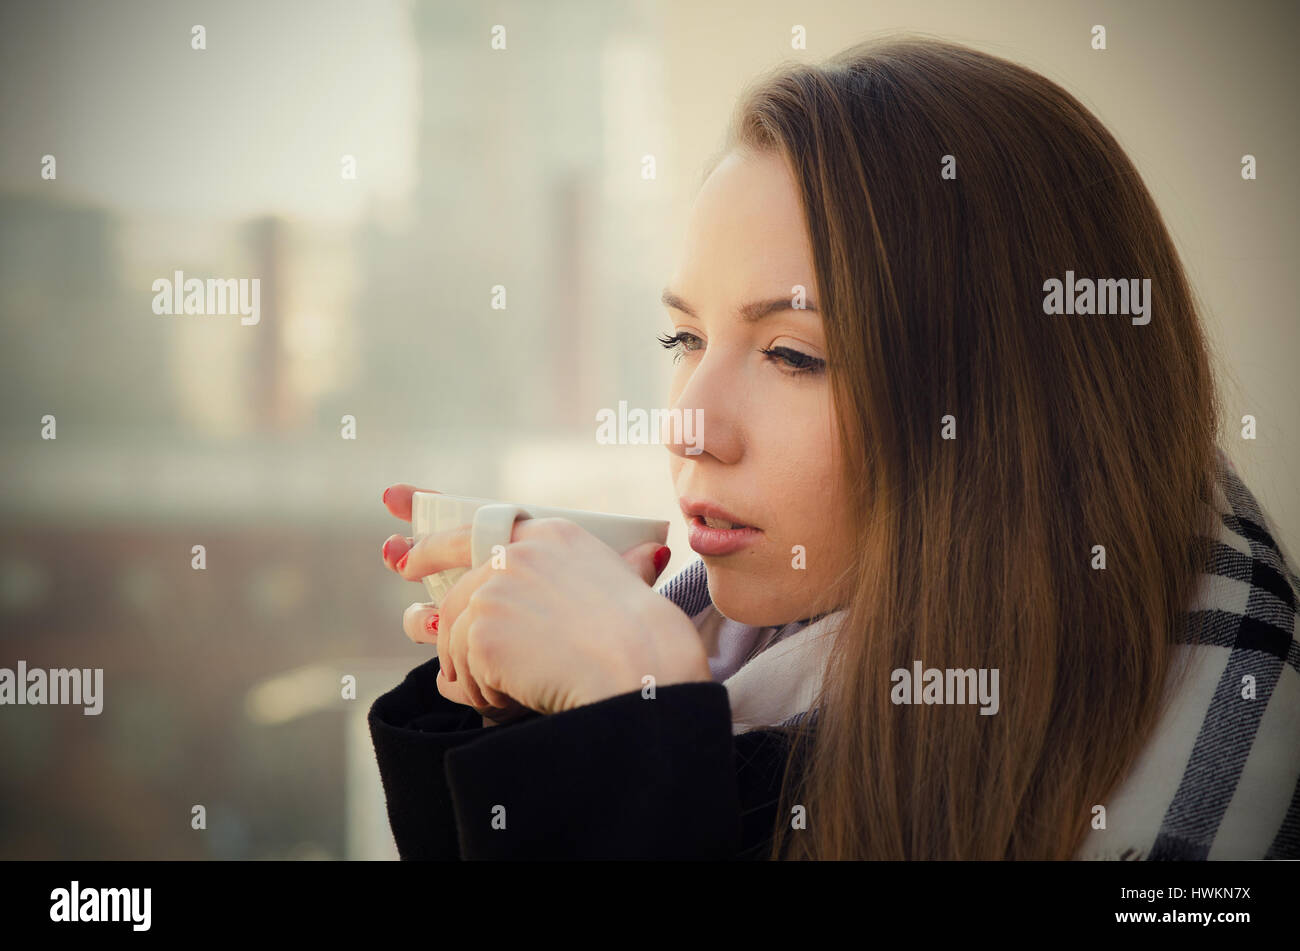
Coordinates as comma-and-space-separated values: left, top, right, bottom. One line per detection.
704, 562, 799, 627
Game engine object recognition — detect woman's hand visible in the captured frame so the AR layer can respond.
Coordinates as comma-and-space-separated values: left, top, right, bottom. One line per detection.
399, 601, 532, 725
380, 483, 710, 719
381, 486, 533, 724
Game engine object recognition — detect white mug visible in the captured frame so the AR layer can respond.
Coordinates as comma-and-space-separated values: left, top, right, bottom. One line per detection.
410, 492, 671, 608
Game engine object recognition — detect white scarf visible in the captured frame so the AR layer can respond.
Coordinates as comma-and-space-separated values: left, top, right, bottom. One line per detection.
656, 559, 845, 735
698, 605, 847, 734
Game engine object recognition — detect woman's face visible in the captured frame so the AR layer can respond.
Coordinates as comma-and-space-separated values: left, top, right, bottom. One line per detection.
662, 148, 854, 626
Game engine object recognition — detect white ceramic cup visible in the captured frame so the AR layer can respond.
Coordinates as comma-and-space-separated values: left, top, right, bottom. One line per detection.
410, 492, 671, 608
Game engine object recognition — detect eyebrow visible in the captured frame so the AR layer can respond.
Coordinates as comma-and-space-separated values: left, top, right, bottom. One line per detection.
660, 289, 820, 323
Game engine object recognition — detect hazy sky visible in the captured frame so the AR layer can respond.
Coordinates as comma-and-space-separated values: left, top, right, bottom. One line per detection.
0, 0, 419, 223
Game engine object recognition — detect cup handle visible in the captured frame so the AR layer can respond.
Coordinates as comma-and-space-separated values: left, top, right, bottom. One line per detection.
470, 504, 532, 569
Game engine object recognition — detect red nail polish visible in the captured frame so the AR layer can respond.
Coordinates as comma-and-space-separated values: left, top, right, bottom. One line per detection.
381, 538, 393, 563
382, 487, 391, 506
396, 552, 408, 573
653, 546, 670, 575
425, 614, 439, 634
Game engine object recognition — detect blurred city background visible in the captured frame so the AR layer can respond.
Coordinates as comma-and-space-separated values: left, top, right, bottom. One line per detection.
1, 0, 1296, 858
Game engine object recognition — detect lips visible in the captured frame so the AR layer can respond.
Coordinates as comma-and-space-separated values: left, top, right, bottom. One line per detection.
679, 497, 762, 556
700, 515, 748, 530
678, 497, 759, 530
685, 517, 762, 556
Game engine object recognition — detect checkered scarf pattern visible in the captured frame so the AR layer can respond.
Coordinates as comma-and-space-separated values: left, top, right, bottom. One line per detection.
656, 448, 1300, 859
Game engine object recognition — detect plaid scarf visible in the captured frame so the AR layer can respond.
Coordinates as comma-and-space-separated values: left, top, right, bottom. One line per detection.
655, 447, 1300, 859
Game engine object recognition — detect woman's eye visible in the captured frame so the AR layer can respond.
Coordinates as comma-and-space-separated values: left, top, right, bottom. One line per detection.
760, 345, 826, 376
658, 332, 825, 376
656, 331, 702, 363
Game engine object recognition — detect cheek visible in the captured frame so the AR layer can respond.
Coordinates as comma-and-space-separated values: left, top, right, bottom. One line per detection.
764, 392, 837, 484
764, 397, 842, 538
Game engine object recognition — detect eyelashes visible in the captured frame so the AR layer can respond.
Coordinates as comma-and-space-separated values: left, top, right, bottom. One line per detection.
758, 345, 825, 375
656, 330, 696, 358
657, 331, 826, 377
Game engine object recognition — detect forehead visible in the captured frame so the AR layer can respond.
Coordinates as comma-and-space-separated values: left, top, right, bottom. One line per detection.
673, 149, 816, 304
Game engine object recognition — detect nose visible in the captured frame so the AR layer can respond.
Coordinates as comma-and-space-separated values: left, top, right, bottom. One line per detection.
663, 351, 745, 464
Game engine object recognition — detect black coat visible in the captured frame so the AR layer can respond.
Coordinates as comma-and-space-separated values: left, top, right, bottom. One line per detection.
367, 655, 799, 859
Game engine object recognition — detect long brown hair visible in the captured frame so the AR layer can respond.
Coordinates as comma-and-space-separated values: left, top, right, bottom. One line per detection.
710, 36, 1221, 859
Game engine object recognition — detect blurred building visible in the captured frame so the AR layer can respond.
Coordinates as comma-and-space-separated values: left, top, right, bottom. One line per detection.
353, 0, 671, 439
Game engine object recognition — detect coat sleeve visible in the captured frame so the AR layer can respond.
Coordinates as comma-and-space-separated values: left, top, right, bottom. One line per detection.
368, 654, 770, 859
367, 654, 544, 859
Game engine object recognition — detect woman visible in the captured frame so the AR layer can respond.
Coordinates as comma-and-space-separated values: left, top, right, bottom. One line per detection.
368, 37, 1300, 860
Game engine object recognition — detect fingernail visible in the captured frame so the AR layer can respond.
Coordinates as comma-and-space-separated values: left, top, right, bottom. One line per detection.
382, 487, 391, 506
395, 552, 409, 573
381, 538, 392, 563
425, 613, 439, 635
653, 546, 670, 575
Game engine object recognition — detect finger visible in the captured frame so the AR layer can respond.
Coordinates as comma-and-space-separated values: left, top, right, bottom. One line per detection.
381, 484, 443, 523
436, 559, 505, 680
381, 533, 415, 571
474, 659, 524, 714
448, 606, 490, 708
622, 541, 670, 586
435, 610, 454, 682
463, 618, 512, 710
435, 555, 499, 645
434, 521, 535, 634
395, 523, 474, 582
479, 683, 511, 709
435, 665, 476, 708
402, 601, 440, 644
